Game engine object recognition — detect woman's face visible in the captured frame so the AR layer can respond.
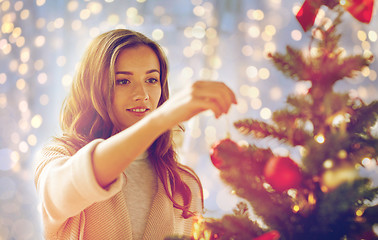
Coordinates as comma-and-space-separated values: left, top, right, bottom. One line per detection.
111, 45, 162, 130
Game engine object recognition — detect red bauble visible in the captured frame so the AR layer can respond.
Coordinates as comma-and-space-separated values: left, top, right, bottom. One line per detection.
253, 230, 280, 240
264, 156, 302, 192
209, 138, 240, 169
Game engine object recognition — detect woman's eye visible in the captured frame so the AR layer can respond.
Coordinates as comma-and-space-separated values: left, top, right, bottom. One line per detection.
116, 79, 130, 85
147, 78, 159, 84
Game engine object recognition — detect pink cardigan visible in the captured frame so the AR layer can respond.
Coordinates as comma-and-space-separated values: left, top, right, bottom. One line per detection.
34, 139, 202, 240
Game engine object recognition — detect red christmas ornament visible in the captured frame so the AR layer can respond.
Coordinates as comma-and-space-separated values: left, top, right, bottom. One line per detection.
296, 0, 374, 32
209, 138, 240, 169
253, 230, 280, 240
343, 0, 374, 23
264, 156, 302, 192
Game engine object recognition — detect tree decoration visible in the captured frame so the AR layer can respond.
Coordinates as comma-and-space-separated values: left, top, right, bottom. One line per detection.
296, 0, 374, 31
264, 156, 302, 192
166, 4, 378, 240
210, 138, 242, 169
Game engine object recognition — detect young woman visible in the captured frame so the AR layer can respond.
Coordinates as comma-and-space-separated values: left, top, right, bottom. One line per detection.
34, 29, 236, 240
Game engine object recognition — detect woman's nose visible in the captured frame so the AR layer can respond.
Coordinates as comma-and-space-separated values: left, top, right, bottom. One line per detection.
133, 83, 149, 101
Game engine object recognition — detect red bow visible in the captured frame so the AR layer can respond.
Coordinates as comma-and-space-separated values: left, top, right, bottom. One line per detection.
296, 0, 374, 32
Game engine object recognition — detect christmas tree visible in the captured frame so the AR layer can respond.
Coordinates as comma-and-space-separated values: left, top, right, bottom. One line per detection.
167, 1, 378, 240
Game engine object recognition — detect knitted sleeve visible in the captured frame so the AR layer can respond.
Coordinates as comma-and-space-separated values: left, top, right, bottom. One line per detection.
34, 138, 124, 231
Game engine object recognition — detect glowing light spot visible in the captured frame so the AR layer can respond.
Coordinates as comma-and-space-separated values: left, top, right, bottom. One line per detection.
247, 26, 260, 38
368, 30, 377, 42
38, 73, 48, 84
67, 1, 79, 12
291, 29, 302, 41
0, 73, 6, 84
152, 29, 164, 41
270, 86, 282, 100
357, 30, 367, 41
248, 86, 260, 98
190, 39, 202, 51
246, 66, 258, 78
258, 68, 270, 80
36, 18, 46, 29
369, 70, 377, 81
39, 94, 49, 106
16, 36, 25, 47
1, 1, 10, 11
62, 74, 72, 87
260, 107, 271, 119
264, 42, 276, 55
126, 7, 138, 17
323, 159, 333, 169
361, 41, 370, 50
54, 18, 64, 29
265, 25, 276, 36
87, 2, 102, 14
14, 1, 23, 11
34, 60, 44, 71
247, 9, 264, 20
2, 22, 14, 33
208, 56, 222, 69
9, 152, 19, 166
19, 141, 29, 153
337, 150, 347, 159
36, 0, 46, 6
107, 14, 119, 25
9, 60, 18, 72
19, 100, 29, 113
16, 78, 26, 90
192, 26, 206, 39
20, 48, 30, 63
193, 6, 205, 17
57, 56, 66, 67
31, 114, 43, 129
292, 205, 300, 213
183, 46, 194, 57
27, 134, 37, 146
202, 44, 214, 56
242, 45, 253, 56
20, 9, 29, 20
12, 27, 22, 38
250, 98, 262, 110
361, 157, 376, 170
80, 9, 91, 20
0, 94, 7, 108
356, 209, 363, 217
34, 35, 46, 47
206, 28, 217, 39
18, 63, 28, 75
315, 134, 325, 144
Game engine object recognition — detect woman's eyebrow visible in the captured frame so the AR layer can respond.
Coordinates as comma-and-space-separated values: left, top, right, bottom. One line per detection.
115, 69, 160, 75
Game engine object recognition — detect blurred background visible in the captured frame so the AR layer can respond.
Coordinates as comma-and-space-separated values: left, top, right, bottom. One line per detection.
0, 0, 377, 239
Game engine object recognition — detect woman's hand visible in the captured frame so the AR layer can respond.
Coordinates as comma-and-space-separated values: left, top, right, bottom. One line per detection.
92, 80, 236, 188
155, 80, 237, 129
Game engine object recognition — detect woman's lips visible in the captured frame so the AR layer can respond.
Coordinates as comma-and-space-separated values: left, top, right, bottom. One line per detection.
126, 108, 150, 116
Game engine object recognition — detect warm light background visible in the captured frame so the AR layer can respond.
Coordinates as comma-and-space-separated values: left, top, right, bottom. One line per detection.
0, 0, 377, 239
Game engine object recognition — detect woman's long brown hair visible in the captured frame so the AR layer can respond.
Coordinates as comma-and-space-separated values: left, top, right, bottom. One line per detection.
59, 29, 203, 218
